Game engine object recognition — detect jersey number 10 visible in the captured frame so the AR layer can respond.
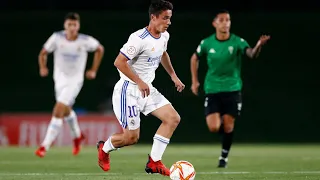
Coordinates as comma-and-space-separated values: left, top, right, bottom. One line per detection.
128, 105, 138, 118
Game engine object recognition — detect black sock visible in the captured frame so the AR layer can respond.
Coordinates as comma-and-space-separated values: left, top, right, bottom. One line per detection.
221, 131, 234, 159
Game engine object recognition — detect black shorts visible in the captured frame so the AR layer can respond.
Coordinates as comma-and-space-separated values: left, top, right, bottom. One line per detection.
204, 91, 242, 118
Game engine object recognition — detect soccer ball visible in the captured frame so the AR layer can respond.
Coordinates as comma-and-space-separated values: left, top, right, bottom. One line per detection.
169, 160, 196, 180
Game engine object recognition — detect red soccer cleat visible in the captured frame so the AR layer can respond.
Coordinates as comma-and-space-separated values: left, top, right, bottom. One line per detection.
72, 133, 85, 156
35, 146, 46, 158
145, 154, 170, 176
97, 141, 110, 171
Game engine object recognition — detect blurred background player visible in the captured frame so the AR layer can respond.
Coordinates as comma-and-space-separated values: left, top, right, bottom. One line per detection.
35, 12, 104, 157
96, 0, 185, 176
190, 9, 270, 167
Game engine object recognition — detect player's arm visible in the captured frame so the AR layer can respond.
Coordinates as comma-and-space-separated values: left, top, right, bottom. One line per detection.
115, 34, 150, 97
161, 51, 177, 79
161, 51, 185, 92
89, 45, 104, 72
38, 48, 48, 69
39, 33, 56, 77
161, 33, 179, 82
38, 48, 49, 77
85, 37, 104, 79
190, 53, 200, 87
190, 40, 205, 95
114, 53, 143, 85
246, 45, 262, 59
245, 35, 270, 59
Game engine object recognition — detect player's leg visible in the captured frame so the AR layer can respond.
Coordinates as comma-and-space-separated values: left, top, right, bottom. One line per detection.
64, 108, 85, 155
62, 83, 85, 155
218, 91, 241, 168
35, 102, 67, 157
97, 80, 141, 171
97, 127, 140, 171
35, 83, 84, 157
204, 94, 222, 133
142, 89, 180, 176
145, 104, 180, 176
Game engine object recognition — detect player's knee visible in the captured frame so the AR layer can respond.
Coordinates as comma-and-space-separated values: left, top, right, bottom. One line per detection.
206, 115, 221, 132
223, 116, 235, 133
208, 124, 221, 132
53, 103, 67, 118
63, 107, 72, 117
167, 112, 180, 128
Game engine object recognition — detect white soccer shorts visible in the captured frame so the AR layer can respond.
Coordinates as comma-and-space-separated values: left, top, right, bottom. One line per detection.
112, 79, 170, 130
54, 81, 83, 107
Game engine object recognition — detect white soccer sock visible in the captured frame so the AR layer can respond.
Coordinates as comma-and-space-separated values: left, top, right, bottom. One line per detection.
150, 134, 170, 162
102, 136, 116, 153
64, 110, 81, 138
41, 117, 63, 151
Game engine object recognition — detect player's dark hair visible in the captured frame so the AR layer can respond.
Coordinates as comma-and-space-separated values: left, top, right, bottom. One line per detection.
149, 0, 173, 17
64, 12, 80, 21
213, 9, 230, 19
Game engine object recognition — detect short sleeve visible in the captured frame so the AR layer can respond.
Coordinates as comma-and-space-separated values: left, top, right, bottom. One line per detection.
43, 33, 57, 53
85, 36, 100, 52
120, 34, 143, 60
238, 38, 250, 55
195, 40, 207, 58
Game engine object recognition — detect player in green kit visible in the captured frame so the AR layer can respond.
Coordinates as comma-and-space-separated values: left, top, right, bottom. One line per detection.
190, 9, 270, 168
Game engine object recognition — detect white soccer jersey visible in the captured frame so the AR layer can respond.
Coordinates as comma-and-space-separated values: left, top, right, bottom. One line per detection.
119, 27, 170, 84
43, 31, 100, 82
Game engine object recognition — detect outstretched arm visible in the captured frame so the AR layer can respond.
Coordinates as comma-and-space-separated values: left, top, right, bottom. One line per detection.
161, 51, 185, 92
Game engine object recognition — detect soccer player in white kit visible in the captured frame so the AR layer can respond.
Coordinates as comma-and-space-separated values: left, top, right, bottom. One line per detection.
35, 12, 104, 158
96, 0, 185, 176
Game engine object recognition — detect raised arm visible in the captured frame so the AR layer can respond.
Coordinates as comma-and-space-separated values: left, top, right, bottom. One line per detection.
246, 35, 270, 59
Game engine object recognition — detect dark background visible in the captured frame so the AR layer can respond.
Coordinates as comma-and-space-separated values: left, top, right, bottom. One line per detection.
1, 0, 320, 143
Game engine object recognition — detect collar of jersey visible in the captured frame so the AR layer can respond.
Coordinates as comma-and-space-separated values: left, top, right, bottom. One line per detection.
145, 27, 161, 39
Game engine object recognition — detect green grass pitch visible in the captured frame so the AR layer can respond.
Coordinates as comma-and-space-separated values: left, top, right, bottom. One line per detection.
0, 144, 319, 179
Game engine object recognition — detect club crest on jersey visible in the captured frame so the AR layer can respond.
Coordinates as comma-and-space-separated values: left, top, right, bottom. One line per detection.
228, 46, 234, 54
127, 46, 136, 55
151, 47, 155, 52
